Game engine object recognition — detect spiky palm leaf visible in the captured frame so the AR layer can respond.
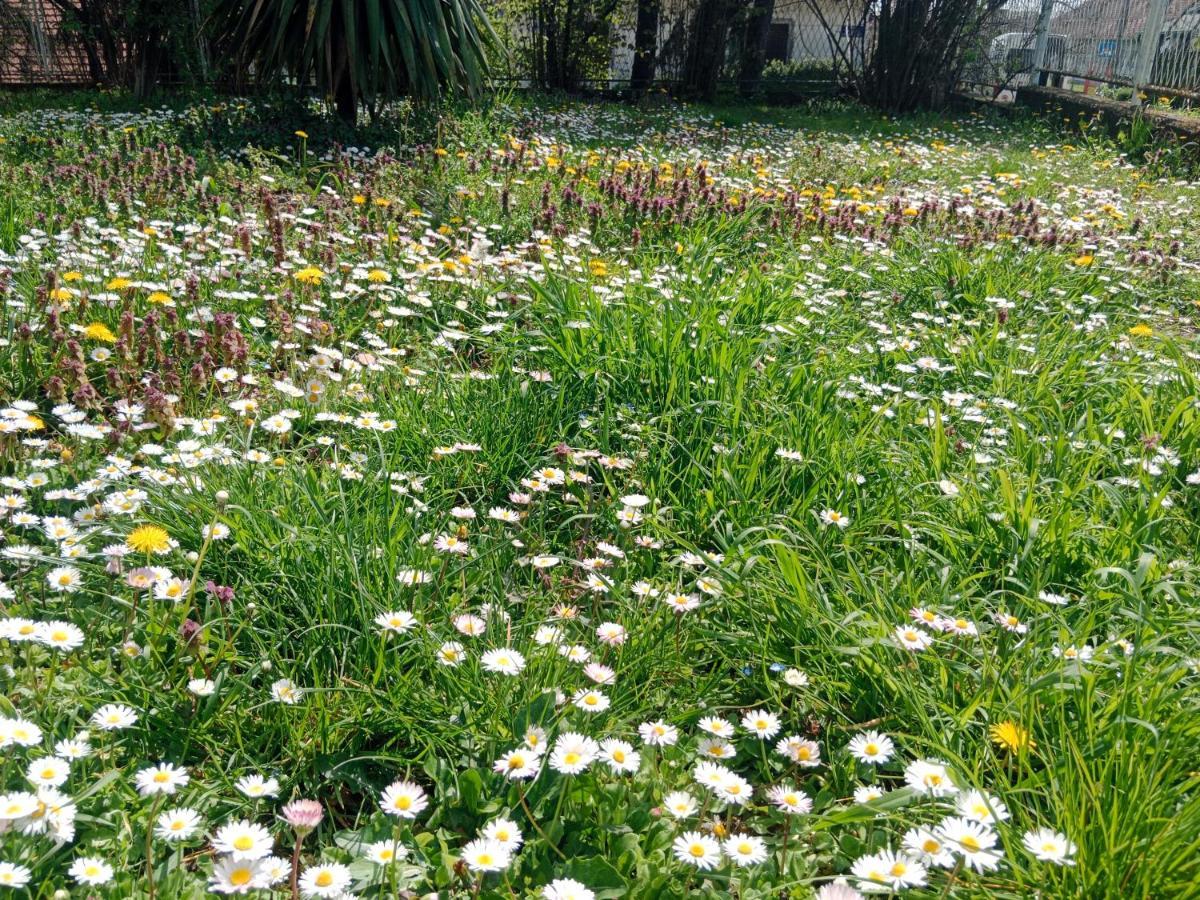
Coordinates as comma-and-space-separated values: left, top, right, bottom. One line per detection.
212, 0, 492, 117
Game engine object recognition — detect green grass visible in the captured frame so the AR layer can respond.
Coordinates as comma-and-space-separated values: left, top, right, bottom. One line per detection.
0, 93, 1198, 899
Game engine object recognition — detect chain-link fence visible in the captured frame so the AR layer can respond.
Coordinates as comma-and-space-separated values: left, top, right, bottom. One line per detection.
961, 2, 1047, 98
488, 0, 859, 96
630, 0, 865, 87
964, 0, 1200, 99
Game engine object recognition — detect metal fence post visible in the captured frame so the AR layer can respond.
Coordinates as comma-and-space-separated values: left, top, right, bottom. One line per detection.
1132, 0, 1170, 94
1031, 0, 1056, 86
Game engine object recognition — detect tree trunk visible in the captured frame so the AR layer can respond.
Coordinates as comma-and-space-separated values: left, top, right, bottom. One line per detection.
132, 27, 163, 100
629, 0, 659, 98
81, 38, 105, 84
329, 10, 357, 126
681, 0, 731, 101
540, 0, 565, 90
561, 0, 577, 90
738, 0, 775, 97
189, 0, 209, 81
334, 75, 357, 126
52, 0, 116, 84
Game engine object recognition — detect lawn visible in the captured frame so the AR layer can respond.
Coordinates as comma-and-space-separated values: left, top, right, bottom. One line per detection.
1, 93, 1199, 899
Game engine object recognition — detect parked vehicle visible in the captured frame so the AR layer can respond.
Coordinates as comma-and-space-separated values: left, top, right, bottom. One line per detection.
989, 31, 1068, 87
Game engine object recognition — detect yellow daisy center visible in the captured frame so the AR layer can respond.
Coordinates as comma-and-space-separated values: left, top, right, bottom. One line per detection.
230, 868, 253, 886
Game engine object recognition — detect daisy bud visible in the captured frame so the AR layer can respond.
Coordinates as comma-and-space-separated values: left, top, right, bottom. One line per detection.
281, 799, 323, 837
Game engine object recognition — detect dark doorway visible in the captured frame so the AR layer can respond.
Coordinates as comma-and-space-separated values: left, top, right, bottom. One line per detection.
765, 23, 790, 62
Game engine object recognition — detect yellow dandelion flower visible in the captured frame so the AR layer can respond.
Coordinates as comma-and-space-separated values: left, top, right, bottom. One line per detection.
352, 194, 367, 205
127, 525, 171, 555
989, 720, 1034, 753
83, 322, 117, 343
1128, 323, 1153, 338
294, 267, 324, 285
294, 130, 308, 139
61, 271, 83, 282
1072, 254, 1094, 267
106, 277, 133, 291
49, 288, 73, 302
367, 269, 389, 283
147, 291, 171, 305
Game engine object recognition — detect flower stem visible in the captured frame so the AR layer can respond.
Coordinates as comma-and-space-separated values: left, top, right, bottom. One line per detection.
519, 788, 567, 861
146, 795, 163, 900
290, 833, 303, 900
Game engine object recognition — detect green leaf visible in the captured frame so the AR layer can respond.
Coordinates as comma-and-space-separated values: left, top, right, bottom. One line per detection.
562, 856, 628, 898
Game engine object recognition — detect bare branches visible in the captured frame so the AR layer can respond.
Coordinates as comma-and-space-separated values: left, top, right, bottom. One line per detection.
803, 0, 1007, 110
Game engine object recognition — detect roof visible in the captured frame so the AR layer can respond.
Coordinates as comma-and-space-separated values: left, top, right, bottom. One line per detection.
1051, 0, 1197, 39
1, 0, 95, 85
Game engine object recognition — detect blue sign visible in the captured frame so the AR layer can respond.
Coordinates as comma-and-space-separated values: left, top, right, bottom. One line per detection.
1097, 39, 1117, 58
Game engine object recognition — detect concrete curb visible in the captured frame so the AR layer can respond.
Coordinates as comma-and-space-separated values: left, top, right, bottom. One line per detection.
1015, 85, 1200, 145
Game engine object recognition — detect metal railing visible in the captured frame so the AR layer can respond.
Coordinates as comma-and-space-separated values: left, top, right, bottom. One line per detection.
964, 0, 1200, 100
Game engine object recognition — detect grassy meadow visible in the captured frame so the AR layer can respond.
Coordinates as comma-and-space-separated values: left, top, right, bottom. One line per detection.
0, 93, 1199, 898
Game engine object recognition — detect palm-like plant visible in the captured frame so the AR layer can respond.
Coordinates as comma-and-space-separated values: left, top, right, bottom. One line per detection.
211, 0, 493, 123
